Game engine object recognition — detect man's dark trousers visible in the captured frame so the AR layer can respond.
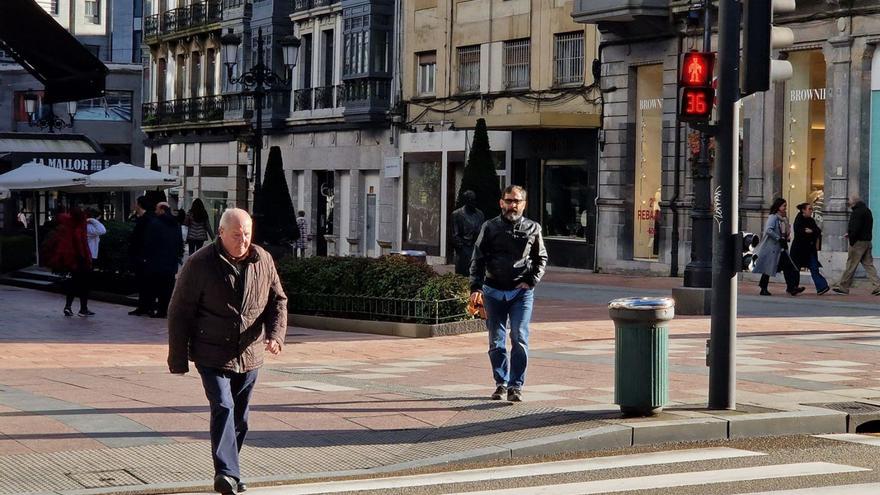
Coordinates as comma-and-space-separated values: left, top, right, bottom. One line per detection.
196, 365, 259, 482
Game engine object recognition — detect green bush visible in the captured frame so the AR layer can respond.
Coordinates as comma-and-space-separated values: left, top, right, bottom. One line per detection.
0, 235, 35, 273
277, 255, 472, 322
95, 221, 135, 275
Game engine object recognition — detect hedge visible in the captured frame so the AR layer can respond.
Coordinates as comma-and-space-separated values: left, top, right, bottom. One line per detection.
276, 255, 472, 323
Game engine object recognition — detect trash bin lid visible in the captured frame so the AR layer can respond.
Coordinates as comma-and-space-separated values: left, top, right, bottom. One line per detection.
398, 250, 427, 256
608, 297, 675, 310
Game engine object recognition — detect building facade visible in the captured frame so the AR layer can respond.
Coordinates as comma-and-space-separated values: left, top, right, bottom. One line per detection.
400, 0, 601, 268
0, 0, 145, 226
573, 0, 880, 275
268, 0, 399, 257
142, 0, 400, 254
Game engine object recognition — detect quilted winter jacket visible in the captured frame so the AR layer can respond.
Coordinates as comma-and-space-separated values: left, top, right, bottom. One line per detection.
167, 242, 288, 374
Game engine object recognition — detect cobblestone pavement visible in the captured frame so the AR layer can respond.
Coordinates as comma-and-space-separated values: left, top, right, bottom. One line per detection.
1, 269, 880, 494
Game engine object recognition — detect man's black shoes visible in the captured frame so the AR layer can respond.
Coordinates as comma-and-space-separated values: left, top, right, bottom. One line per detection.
491, 385, 507, 400
213, 474, 237, 494
507, 388, 523, 402
237, 482, 247, 492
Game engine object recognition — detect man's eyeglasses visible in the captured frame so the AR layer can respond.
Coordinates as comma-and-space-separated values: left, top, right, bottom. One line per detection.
502, 198, 524, 205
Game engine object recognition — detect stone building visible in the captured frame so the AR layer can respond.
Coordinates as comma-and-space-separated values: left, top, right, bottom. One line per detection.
572, 0, 880, 275
399, 0, 602, 267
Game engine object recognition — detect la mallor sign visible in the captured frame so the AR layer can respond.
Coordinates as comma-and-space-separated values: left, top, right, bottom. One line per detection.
33, 157, 111, 173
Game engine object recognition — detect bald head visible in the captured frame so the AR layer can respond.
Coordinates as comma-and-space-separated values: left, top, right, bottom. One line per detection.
218, 208, 253, 259
849, 194, 862, 209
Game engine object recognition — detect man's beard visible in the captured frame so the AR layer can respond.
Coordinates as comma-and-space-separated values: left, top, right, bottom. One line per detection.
503, 210, 522, 221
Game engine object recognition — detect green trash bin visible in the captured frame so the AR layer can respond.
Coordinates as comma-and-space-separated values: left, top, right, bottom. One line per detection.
608, 297, 674, 417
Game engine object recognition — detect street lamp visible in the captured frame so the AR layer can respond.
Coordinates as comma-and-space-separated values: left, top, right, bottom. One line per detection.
221, 28, 300, 208
24, 93, 77, 133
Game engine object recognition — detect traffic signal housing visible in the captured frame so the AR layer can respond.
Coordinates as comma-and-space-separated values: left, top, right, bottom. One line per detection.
741, 0, 796, 96
678, 51, 715, 123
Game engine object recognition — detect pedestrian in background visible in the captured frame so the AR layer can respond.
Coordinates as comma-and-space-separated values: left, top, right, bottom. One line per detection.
128, 196, 155, 316
294, 210, 309, 258
46, 207, 93, 317
185, 198, 214, 255
791, 202, 829, 295
469, 185, 548, 402
752, 197, 805, 296
833, 194, 880, 295
452, 190, 485, 276
168, 208, 287, 495
145, 202, 184, 318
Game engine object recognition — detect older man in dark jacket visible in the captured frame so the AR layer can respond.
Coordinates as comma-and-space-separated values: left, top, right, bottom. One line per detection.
168, 208, 288, 495
469, 185, 548, 403
833, 195, 880, 295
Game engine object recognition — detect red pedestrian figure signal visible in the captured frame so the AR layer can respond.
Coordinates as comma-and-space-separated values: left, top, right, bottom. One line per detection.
679, 51, 715, 122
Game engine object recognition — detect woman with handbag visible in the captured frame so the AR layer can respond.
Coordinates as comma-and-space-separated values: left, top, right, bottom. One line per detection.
45, 207, 93, 316
791, 202, 830, 295
752, 197, 805, 296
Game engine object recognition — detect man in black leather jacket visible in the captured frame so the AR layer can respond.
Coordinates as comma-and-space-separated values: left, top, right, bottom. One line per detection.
469, 185, 548, 402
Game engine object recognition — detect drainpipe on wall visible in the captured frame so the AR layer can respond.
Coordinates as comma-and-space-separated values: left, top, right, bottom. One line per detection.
670, 31, 685, 278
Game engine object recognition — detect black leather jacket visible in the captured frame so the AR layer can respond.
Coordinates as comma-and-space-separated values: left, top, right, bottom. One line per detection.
469, 215, 548, 291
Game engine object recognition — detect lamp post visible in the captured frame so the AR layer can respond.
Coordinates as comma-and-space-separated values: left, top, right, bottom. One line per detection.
24, 93, 77, 133
221, 27, 300, 213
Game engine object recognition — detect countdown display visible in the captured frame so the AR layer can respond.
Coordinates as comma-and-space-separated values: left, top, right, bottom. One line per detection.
678, 51, 715, 123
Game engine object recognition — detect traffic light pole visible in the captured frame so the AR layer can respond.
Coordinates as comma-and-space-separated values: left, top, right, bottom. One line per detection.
708, 0, 740, 410
683, 2, 715, 289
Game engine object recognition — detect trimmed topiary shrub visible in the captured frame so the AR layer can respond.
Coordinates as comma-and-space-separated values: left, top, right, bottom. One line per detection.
95, 220, 135, 275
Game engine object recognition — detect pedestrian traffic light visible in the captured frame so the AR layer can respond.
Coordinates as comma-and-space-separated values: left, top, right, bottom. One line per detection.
678, 51, 715, 123
741, 0, 796, 96
741, 232, 760, 272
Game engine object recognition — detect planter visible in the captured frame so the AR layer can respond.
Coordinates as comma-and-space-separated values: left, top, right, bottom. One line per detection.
291, 313, 486, 338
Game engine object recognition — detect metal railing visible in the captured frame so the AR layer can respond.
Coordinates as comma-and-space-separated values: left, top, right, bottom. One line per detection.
145, 0, 222, 40
142, 95, 225, 126
289, 293, 469, 324
554, 32, 584, 86
343, 78, 390, 108
293, 0, 335, 11
294, 88, 313, 111
503, 39, 531, 90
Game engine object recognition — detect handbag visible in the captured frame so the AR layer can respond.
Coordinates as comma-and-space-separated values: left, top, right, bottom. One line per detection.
466, 292, 487, 319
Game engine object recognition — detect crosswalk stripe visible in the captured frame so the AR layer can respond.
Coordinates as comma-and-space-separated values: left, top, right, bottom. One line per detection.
815, 433, 880, 447
240, 447, 762, 495
444, 462, 868, 495
737, 482, 880, 494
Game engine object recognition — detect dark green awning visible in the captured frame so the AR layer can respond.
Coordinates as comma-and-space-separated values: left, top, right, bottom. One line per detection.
0, 0, 108, 103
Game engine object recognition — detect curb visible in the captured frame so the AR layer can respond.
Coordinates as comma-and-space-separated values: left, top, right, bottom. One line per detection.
41, 407, 848, 495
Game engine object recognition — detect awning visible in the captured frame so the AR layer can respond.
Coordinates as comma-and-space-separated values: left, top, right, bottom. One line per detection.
0, 0, 108, 103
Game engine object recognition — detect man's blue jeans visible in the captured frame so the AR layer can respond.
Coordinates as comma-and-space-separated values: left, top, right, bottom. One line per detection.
196, 365, 259, 482
483, 285, 534, 390
807, 254, 829, 293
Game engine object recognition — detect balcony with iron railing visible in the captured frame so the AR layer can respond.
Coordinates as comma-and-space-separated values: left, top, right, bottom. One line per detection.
292, 85, 345, 116
144, 0, 222, 42
341, 78, 390, 123
142, 91, 291, 128
292, 0, 337, 16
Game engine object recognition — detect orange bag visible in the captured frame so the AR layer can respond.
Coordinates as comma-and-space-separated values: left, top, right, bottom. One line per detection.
467, 292, 487, 319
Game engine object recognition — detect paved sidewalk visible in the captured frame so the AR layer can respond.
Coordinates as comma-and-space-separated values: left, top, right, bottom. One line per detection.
1, 271, 880, 494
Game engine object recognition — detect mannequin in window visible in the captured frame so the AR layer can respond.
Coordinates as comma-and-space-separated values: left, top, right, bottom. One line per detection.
452, 190, 485, 276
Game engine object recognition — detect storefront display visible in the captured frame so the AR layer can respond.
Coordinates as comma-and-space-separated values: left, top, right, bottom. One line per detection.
783, 50, 826, 217
634, 64, 663, 259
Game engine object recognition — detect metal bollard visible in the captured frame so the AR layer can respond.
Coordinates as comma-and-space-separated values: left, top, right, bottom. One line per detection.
608, 297, 674, 417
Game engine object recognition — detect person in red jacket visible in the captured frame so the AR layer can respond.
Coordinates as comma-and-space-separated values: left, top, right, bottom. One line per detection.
47, 207, 93, 316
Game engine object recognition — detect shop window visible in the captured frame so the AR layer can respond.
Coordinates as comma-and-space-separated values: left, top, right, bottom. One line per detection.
633, 64, 663, 260
542, 160, 590, 240
783, 50, 826, 217
402, 157, 441, 255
